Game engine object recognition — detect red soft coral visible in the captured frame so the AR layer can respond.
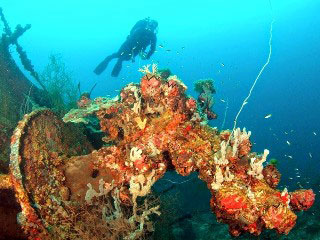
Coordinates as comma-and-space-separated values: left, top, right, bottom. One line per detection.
141, 75, 161, 98
262, 205, 297, 234
290, 189, 315, 211
220, 194, 247, 214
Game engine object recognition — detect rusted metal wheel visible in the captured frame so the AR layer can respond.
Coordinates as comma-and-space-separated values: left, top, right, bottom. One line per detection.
9, 109, 93, 238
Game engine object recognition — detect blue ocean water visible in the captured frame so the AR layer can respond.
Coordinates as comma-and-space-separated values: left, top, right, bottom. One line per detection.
1, 0, 320, 238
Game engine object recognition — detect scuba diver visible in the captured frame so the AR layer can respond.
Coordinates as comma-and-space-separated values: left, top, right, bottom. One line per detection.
94, 18, 158, 77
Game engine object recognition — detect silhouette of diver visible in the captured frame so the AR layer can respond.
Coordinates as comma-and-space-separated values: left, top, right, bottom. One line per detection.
94, 18, 158, 77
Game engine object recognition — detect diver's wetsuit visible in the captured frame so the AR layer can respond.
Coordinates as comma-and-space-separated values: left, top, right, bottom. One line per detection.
94, 19, 157, 77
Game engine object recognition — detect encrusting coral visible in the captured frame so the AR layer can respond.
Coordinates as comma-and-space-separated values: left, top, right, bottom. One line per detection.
194, 78, 217, 121
1, 64, 315, 239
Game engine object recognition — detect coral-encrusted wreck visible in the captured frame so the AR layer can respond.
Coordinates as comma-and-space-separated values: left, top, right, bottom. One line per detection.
1, 64, 315, 239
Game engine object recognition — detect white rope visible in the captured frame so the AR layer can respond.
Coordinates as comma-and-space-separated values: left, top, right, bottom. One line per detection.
221, 98, 229, 129
160, 176, 196, 185
230, 10, 274, 140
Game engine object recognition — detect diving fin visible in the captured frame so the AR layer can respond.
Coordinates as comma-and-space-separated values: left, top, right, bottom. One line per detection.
94, 58, 110, 75
111, 59, 123, 77
94, 53, 117, 75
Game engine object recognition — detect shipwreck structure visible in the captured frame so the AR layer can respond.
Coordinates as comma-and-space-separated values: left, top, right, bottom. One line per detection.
0, 8, 49, 172
0, 64, 315, 239
0, 8, 51, 239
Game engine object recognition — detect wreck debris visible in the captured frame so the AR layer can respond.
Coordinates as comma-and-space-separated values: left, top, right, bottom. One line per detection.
0, 65, 315, 239
0, 7, 46, 91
